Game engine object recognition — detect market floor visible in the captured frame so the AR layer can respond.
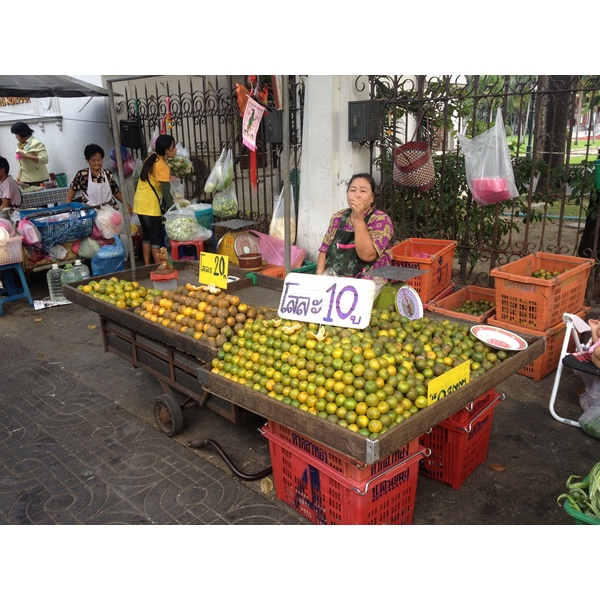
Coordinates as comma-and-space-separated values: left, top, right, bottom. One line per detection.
1, 270, 599, 526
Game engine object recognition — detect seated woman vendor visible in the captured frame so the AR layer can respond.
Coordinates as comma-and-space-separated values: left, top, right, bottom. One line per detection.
66, 143, 131, 213
316, 173, 394, 278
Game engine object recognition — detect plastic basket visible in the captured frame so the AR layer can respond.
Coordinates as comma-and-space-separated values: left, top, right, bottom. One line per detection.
0, 236, 24, 266
391, 238, 457, 303
422, 281, 456, 310
427, 285, 496, 324
487, 308, 588, 381
562, 474, 600, 525
444, 388, 498, 427
267, 421, 420, 482
19, 202, 96, 247
192, 206, 214, 230
262, 423, 426, 525
419, 394, 501, 489
490, 252, 593, 332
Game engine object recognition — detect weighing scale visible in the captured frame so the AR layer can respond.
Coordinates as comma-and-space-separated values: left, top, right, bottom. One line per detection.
214, 219, 259, 265
369, 265, 427, 319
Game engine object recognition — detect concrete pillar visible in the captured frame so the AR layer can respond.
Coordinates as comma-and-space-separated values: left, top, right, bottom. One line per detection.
296, 75, 371, 262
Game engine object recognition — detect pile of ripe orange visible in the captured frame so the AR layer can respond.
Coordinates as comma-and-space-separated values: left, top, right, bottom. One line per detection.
210, 308, 512, 439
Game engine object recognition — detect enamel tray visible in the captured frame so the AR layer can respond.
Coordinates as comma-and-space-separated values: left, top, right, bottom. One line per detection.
470, 324, 528, 351
396, 285, 423, 320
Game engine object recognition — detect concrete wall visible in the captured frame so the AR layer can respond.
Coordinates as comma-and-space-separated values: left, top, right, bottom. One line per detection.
296, 75, 371, 262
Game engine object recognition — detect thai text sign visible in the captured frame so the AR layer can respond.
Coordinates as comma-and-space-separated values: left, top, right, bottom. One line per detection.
427, 360, 471, 406
277, 273, 376, 329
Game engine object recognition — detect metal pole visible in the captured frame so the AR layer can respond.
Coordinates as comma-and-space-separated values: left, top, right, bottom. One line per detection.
107, 79, 136, 280
282, 75, 291, 273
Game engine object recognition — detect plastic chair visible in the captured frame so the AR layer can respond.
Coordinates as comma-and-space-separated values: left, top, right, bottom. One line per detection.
170, 239, 205, 261
0, 263, 34, 316
548, 312, 597, 428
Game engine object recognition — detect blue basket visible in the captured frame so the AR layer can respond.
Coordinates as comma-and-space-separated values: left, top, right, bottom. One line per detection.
19, 202, 96, 247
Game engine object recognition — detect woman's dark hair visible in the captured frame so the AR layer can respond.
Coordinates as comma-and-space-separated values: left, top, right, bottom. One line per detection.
140, 134, 175, 182
0, 156, 10, 174
11, 122, 34, 138
84, 144, 105, 160
347, 173, 376, 194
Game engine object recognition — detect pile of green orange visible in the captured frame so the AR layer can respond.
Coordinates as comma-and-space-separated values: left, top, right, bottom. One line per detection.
78, 276, 156, 309
210, 308, 513, 439
455, 299, 495, 316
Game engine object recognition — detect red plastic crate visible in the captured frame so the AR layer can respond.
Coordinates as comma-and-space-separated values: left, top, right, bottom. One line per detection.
391, 238, 457, 303
419, 394, 501, 489
267, 421, 420, 482
261, 264, 285, 278
262, 423, 426, 525
487, 308, 588, 381
490, 252, 593, 332
444, 388, 499, 427
427, 285, 496, 324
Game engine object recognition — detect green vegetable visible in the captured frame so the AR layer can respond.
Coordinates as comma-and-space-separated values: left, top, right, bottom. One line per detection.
166, 155, 193, 177
557, 461, 600, 519
213, 188, 238, 219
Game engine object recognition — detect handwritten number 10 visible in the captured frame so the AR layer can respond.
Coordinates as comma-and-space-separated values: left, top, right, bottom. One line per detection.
324, 283, 359, 322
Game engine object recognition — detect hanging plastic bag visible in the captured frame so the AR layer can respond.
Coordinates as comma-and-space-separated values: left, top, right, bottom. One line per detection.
204, 148, 227, 194
94, 205, 124, 239
166, 142, 193, 178
170, 179, 189, 207
212, 186, 239, 219
147, 126, 160, 155
215, 149, 234, 191
457, 107, 518, 206
269, 185, 296, 244
132, 158, 143, 190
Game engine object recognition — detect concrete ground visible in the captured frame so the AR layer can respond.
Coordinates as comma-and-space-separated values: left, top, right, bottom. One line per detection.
1, 267, 599, 529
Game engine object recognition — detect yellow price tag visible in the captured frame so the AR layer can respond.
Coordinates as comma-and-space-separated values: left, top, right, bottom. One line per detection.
427, 360, 471, 406
199, 252, 229, 288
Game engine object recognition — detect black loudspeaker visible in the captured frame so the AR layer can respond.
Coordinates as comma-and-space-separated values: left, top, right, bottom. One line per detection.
264, 110, 283, 144
348, 100, 382, 142
119, 120, 144, 150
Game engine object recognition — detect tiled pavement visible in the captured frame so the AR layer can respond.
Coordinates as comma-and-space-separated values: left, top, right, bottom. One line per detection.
0, 339, 306, 525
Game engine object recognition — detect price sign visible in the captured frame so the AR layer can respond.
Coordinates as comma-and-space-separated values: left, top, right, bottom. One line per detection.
199, 252, 229, 288
427, 360, 471, 406
277, 273, 376, 329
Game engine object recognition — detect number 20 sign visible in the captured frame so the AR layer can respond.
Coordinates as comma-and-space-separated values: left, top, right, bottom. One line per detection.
277, 273, 377, 330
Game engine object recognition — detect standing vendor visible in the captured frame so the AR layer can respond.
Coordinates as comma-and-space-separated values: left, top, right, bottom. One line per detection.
10, 122, 49, 185
0, 156, 23, 219
316, 173, 394, 278
66, 143, 131, 213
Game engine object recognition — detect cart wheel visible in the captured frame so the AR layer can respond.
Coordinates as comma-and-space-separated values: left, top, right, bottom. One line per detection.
153, 394, 184, 436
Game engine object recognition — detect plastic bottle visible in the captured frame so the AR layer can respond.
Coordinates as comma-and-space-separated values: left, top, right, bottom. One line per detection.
61, 263, 80, 285
47, 264, 67, 302
73, 259, 90, 280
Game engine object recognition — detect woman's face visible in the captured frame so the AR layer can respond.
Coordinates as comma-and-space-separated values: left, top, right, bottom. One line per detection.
15, 133, 28, 143
87, 153, 104, 175
347, 177, 374, 210
165, 141, 178, 160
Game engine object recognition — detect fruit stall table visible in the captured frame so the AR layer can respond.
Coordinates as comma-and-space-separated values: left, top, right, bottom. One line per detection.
62, 263, 546, 465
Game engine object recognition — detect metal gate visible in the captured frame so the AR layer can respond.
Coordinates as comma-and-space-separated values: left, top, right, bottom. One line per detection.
111, 75, 304, 231
363, 75, 600, 301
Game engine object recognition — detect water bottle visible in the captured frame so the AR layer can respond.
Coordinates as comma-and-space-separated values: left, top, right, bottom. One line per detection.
61, 263, 80, 285
47, 264, 67, 302
73, 259, 90, 280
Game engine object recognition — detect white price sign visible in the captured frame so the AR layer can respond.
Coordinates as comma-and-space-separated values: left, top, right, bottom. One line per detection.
277, 273, 377, 330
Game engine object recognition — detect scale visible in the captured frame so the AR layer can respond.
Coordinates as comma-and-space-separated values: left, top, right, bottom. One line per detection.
369, 265, 427, 319
214, 219, 259, 265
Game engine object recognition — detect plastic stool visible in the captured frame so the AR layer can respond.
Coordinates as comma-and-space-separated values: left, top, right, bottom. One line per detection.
0, 263, 34, 316
170, 239, 205, 261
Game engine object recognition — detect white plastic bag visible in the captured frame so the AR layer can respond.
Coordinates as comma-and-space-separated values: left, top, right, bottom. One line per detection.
204, 148, 227, 194
164, 204, 202, 241
147, 126, 159, 155
269, 185, 296, 244
457, 107, 519, 207
166, 142, 193, 178
215, 149, 234, 191
94, 205, 124, 239
212, 186, 238, 219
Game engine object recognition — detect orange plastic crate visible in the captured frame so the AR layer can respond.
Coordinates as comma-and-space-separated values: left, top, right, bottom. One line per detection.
487, 308, 588, 381
267, 421, 420, 482
422, 281, 456, 310
427, 285, 495, 323
391, 238, 457, 303
490, 252, 593, 332
261, 264, 285, 278
419, 394, 501, 489
262, 423, 426, 525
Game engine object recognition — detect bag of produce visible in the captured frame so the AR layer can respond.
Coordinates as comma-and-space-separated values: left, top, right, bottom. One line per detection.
94, 205, 124, 239
164, 204, 202, 241
77, 236, 101, 259
269, 185, 296, 244
166, 142, 193, 178
215, 149, 234, 191
212, 186, 238, 219
204, 148, 227, 194
579, 404, 600, 440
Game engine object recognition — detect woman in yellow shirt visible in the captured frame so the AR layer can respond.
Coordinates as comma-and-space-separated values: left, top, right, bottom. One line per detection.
133, 134, 177, 265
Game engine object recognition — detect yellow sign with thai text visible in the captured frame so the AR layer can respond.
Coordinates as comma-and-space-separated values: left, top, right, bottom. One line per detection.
199, 252, 229, 288
427, 360, 471, 406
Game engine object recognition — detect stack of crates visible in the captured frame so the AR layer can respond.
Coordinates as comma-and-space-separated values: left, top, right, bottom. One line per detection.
488, 252, 594, 381
262, 422, 426, 525
419, 388, 502, 489
390, 238, 457, 303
